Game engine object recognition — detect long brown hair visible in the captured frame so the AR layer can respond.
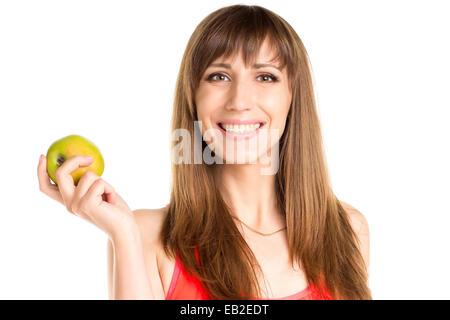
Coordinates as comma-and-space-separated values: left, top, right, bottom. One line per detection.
161, 4, 372, 300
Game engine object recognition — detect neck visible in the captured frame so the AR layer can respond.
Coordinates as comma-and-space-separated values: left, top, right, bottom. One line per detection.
213, 163, 285, 233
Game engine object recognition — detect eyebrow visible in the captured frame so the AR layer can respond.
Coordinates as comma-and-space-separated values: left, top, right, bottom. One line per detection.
209, 62, 282, 71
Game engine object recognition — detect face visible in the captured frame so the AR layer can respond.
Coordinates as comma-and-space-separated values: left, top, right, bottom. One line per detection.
194, 37, 292, 167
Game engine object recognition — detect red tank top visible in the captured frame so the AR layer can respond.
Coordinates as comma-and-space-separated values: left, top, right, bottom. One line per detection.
163, 204, 333, 300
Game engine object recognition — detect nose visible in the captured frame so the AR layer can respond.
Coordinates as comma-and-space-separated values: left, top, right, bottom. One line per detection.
225, 78, 253, 112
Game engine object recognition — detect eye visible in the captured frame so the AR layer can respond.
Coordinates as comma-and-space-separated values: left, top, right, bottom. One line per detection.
256, 74, 278, 82
206, 73, 231, 82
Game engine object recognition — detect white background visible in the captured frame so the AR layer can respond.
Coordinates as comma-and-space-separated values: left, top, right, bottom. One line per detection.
1, 0, 449, 299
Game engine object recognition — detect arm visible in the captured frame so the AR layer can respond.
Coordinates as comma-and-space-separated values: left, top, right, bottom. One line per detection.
107, 208, 167, 300
108, 224, 155, 300
107, 238, 114, 299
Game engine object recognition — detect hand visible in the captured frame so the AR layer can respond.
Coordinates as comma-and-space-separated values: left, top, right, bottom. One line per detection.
37, 154, 137, 239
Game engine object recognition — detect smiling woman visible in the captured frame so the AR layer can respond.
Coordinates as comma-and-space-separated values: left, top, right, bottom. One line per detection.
40, 3, 371, 301
159, 4, 372, 300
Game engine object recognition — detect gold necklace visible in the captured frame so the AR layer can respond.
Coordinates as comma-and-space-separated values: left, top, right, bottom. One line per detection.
231, 215, 287, 236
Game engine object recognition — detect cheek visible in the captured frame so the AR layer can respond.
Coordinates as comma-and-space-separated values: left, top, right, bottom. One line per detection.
263, 108, 290, 147
276, 109, 290, 139
195, 104, 212, 127
196, 83, 226, 104
260, 85, 291, 107
195, 96, 220, 143
195, 88, 223, 122
264, 95, 290, 127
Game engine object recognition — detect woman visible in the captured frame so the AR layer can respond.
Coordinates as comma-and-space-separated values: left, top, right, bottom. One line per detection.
37, 4, 371, 300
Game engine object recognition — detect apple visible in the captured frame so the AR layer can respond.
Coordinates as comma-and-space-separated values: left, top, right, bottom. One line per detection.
46, 134, 105, 186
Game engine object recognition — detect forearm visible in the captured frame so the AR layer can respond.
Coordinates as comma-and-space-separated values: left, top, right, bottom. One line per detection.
111, 228, 154, 300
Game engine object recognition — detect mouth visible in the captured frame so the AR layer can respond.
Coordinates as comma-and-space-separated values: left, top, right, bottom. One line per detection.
216, 120, 266, 139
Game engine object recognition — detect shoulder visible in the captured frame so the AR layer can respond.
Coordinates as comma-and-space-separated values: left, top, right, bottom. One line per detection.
132, 206, 169, 247
339, 200, 369, 235
339, 200, 370, 270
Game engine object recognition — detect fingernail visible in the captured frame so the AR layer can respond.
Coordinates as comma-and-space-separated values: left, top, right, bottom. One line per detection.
85, 156, 94, 161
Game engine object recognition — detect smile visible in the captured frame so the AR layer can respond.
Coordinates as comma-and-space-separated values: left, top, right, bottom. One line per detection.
216, 120, 266, 139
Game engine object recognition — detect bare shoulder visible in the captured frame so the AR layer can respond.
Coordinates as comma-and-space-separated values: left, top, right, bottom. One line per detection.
339, 200, 370, 271
339, 200, 369, 235
132, 206, 169, 247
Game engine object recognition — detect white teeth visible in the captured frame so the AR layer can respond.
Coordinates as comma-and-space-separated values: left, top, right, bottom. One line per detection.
221, 123, 261, 133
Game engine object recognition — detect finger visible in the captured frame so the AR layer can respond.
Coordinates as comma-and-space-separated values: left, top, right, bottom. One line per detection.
55, 155, 94, 211
80, 179, 116, 215
71, 170, 100, 216
37, 154, 63, 204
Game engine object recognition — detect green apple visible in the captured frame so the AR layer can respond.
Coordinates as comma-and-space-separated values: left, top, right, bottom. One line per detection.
46, 134, 105, 186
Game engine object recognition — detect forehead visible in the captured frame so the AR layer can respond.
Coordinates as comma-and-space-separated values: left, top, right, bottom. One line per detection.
212, 37, 281, 67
